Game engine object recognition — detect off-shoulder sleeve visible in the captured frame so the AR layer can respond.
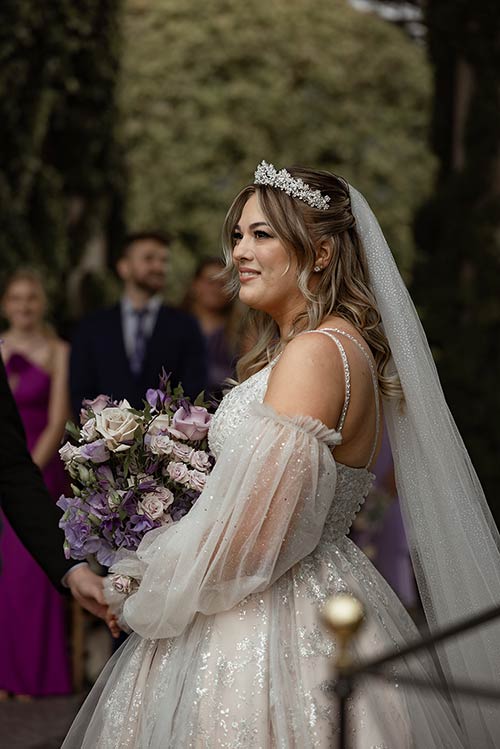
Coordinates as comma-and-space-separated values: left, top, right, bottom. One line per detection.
115, 402, 340, 640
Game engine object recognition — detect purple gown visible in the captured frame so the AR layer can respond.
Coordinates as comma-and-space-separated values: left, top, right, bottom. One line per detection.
0, 352, 72, 696
351, 426, 417, 608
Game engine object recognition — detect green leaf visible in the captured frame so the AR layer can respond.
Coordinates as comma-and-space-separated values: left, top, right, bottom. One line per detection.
194, 390, 206, 407
65, 420, 81, 441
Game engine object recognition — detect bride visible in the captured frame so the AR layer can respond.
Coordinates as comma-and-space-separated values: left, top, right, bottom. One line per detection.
63, 162, 500, 748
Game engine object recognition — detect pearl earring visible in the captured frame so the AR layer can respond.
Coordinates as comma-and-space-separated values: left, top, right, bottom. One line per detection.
313, 265, 322, 272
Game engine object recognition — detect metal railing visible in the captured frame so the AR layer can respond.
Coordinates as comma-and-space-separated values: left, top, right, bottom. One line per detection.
322, 595, 500, 749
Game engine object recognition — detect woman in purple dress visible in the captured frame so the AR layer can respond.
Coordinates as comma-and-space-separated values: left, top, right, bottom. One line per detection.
351, 424, 417, 608
0, 268, 72, 698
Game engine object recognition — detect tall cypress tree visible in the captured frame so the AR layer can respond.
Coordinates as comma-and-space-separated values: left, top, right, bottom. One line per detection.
412, 1, 500, 523
0, 1, 124, 323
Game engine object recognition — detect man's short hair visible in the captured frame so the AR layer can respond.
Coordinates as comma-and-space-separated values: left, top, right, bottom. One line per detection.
119, 231, 172, 259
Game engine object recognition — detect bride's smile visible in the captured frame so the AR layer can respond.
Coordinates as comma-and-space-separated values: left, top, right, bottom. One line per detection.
232, 193, 306, 331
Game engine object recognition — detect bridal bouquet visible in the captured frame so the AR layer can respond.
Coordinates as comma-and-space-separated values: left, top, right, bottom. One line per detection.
57, 372, 214, 576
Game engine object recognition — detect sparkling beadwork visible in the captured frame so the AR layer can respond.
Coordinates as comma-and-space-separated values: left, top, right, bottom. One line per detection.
254, 160, 331, 211
63, 332, 466, 749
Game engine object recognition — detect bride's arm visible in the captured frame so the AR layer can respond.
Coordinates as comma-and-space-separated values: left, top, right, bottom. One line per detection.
118, 337, 345, 640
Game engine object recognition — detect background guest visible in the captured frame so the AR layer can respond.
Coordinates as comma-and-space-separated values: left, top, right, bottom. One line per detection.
350, 424, 417, 610
70, 231, 207, 417
0, 268, 72, 699
183, 257, 239, 398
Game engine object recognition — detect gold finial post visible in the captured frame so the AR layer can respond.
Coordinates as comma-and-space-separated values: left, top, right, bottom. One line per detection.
322, 594, 365, 749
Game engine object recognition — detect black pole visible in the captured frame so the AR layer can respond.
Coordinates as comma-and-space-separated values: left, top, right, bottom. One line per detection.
335, 674, 353, 749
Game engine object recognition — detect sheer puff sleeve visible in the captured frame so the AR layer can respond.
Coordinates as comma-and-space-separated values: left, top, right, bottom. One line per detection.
112, 402, 340, 640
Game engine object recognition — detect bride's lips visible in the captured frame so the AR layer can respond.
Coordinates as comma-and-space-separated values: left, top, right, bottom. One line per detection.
238, 267, 261, 283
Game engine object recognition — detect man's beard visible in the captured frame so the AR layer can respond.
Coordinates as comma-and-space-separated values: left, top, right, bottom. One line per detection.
134, 276, 165, 295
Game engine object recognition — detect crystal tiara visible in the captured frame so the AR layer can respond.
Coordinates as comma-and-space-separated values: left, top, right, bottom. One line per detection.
253, 160, 331, 211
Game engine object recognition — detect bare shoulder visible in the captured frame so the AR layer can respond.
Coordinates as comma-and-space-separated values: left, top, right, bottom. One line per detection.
272, 332, 346, 382
50, 337, 70, 370
264, 332, 347, 428
52, 337, 69, 354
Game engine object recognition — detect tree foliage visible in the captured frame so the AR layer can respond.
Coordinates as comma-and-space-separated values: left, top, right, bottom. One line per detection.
118, 0, 435, 298
412, 0, 500, 521
0, 0, 123, 316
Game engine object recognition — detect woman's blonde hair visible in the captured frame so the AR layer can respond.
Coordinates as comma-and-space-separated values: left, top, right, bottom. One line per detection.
221, 166, 401, 399
1, 267, 55, 337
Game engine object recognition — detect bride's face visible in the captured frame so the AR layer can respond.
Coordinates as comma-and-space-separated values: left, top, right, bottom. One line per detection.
232, 194, 305, 320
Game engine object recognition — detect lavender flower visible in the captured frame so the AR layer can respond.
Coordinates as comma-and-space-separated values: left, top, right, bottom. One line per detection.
58, 373, 214, 569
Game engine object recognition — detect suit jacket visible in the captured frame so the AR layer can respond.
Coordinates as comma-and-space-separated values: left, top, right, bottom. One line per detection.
70, 304, 207, 418
0, 357, 73, 592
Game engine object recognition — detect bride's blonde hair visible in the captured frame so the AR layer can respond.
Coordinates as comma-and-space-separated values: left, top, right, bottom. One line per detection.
221, 166, 401, 399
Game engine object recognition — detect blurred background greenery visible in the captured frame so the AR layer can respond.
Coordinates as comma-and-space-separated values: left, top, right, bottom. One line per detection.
1, 0, 499, 520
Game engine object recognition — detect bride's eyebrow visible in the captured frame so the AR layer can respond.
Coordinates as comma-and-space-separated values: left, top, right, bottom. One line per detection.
233, 222, 271, 231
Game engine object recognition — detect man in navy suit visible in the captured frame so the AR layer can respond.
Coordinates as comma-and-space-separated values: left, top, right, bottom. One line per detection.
70, 231, 207, 417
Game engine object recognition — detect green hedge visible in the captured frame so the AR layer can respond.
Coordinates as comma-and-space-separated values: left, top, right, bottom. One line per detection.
118, 0, 435, 300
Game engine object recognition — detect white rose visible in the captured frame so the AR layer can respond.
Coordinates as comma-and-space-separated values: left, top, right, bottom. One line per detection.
59, 442, 83, 463
147, 413, 170, 435
166, 461, 190, 484
95, 407, 141, 452
155, 485, 175, 510
149, 434, 174, 456
172, 443, 194, 463
188, 469, 207, 492
80, 417, 98, 442
118, 398, 132, 410
138, 494, 166, 520
190, 450, 211, 472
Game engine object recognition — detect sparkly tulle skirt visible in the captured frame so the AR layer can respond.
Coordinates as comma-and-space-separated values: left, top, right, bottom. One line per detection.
62, 536, 467, 748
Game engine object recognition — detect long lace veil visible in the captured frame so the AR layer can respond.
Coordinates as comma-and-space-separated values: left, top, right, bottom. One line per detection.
349, 185, 500, 746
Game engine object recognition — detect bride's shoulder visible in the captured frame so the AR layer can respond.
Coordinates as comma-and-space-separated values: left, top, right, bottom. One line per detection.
264, 331, 347, 428
271, 331, 346, 384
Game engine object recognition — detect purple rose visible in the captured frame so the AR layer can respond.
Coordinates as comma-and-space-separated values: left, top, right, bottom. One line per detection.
166, 461, 190, 484
172, 442, 194, 463
190, 450, 211, 472
171, 405, 211, 441
79, 439, 110, 464
82, 394, 113, 414
148, 434, 174, 455
188, 469, 207, 492
110, 574, 138, 595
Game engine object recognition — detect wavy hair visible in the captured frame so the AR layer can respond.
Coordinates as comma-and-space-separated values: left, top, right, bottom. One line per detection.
221, 167, 402, 400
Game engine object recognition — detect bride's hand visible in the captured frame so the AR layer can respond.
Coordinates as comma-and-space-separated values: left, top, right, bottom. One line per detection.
106, 610, 122, 639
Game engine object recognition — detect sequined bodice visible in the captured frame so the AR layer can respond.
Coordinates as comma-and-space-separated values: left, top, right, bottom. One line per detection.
208, 363, 374, 540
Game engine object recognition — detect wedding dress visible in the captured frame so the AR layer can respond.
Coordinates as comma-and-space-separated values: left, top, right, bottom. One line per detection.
62, 328, 469, 749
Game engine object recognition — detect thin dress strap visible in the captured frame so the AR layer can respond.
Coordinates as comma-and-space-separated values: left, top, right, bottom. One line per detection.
299, 330, 351, 433
301, 328, 381, 468
321, 328, 381, 468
